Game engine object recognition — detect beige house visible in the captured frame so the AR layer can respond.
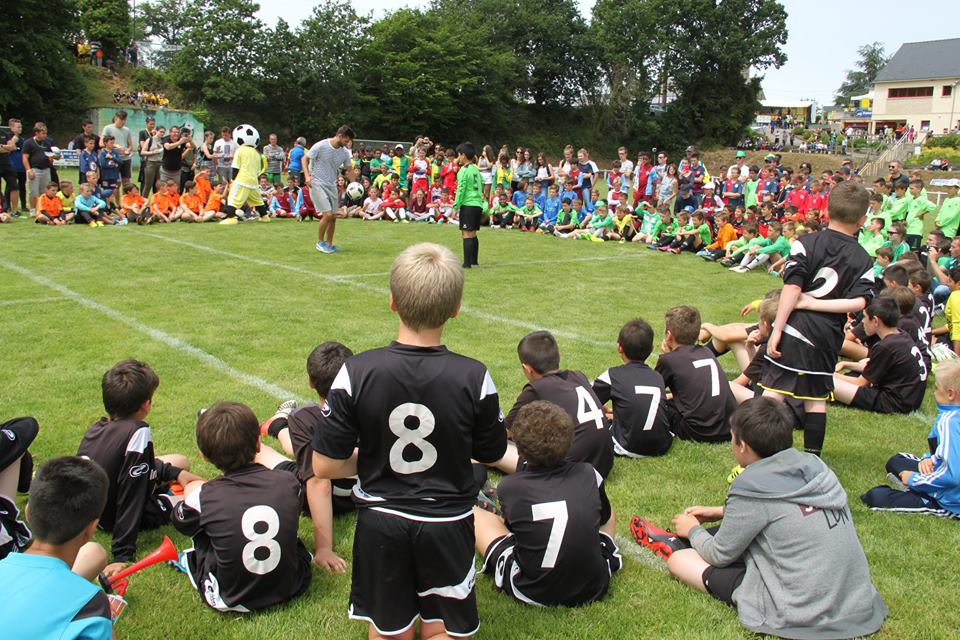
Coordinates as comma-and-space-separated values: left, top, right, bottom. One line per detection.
870, 38, 960, 134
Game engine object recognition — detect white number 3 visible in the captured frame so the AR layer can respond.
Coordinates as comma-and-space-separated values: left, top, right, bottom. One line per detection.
241, 505, 281, 575
389, 403, 439, 474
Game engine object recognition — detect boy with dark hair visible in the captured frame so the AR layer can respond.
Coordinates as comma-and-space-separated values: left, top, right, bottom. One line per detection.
77, 359, 202, 572
833, 297, 927, 414
172, 401, 313, 612
499, 330, 614, 478
312, 243, 507, 639
656, 306, 735, 442
862, 359, 960, 519
760, 180, 875, 455
593, 319, 673, 457
474, 401, 621, 607
0, 457, 112, 639
631, 398, 887, 639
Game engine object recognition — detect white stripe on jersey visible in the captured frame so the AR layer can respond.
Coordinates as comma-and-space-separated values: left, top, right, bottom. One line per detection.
330, 364, 352, 397
479, 370, 497, 401
783, 322, 815, 346
417, 562, 476, 600
185, 484, 203, 513
595, 369, 611, 385
368, 506, 474, 523
126, 426, 153, 454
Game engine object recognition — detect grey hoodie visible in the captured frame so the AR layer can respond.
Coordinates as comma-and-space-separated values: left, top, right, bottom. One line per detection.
689, 448, 887, 639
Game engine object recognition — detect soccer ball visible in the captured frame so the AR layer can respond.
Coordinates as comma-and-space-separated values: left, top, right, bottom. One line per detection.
233, 124, 259, 148
346, 182, 364, 200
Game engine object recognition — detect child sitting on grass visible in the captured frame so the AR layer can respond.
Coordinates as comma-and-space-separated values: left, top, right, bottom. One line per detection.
515, 194, 542, 231
172, 402, 313, 612
666, 210, 711, 254
120, 184, 146, 223
474, 401, 621, 607
36, 181, 69, 225
861, 358, 960, 518
608, 204, 635, 242
730, 221, 788, 273
631, 398, 887, 639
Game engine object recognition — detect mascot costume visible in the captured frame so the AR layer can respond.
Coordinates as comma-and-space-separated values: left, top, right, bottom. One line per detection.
220, 124, 270, 224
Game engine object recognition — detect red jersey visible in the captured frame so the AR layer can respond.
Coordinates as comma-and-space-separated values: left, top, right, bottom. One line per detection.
784, 188, 808, 215
806, 192, 827, 214
440, 161, 458, 193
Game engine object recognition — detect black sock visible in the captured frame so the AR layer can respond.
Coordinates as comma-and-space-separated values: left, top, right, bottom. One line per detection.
462, 238, 471, 267
267, 417, 289, 439
470, 237, 479, 265
804, 412, 826, 455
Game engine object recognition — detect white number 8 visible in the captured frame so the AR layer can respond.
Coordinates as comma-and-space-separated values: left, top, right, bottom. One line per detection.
389, 403, 439, 474
241, 505, 281, 575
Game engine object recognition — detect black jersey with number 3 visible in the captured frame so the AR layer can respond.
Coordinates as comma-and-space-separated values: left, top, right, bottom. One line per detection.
593, 362, 672, 456
655, 345, 735, 440
171, 464, 312, 612
312, 342, 507, 519
862, 331, 928, 413
505, 370, 614, 478
492, 461, 618, 606
767, 229, 875, 375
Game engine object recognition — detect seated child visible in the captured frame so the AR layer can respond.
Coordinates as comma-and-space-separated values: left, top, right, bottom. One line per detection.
408, 189, 431, 222
667, 210, 711, 254
270, 184, 300, 218
515, 194, 542, 231
172, 402, 313, 612
37, 182, 69, 225
490, 192, 519, 229
537, 185, 561, 233
382, 190, 407, 222
655, 306, 735, 442
731, 221, 788, 273
75, 183, 108, 227
176, 180, 203, 223
428, 187, 455, 223
572, 200, 612, 241
833, 297, 927, 414
299, 184, 318, 220
58, 180, 77, 218
0, 457, 112, 640
593, 319, 673, 457
658, 210, 690, 251
148, 180, 179, 224
76, 359, 202, 568
631, 398, 887, 639
475, 401, 621, 607
633, 201, 661, 244
498, 331, 614, 478
202, 181, 227, 222
719, 223, 762, 267
861, 358, 960, 518
361, 187, 384, 221
120, 184, 147, 223
643, 209, 678, 249
608, 204, 635, 242
552, 197, 578, 236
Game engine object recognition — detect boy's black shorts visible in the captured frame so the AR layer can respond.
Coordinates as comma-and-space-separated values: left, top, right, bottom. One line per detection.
703, 562, 746, 606
349, 508, 478, 637
664, 401, 729, 444
759, 361, 834, 402
459, 205, 482, 232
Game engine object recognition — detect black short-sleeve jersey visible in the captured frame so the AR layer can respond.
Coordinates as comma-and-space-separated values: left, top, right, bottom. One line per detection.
769, 229, 875, 376
286, 404, 356, 509
506, 370, 614, 478
171, 464, 312, 612
493, 461, 615, 606
312, 342, 507, 519
862, 331, 928, 413
592, 362, 672, 456
655, 345, 734, 441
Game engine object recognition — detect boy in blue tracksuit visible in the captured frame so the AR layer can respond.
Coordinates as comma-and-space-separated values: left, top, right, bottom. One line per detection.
539, 185, 561, 233
862, 359, 960, 519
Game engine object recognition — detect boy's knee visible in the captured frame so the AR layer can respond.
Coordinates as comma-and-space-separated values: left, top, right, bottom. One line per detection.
161, 453, 190, 470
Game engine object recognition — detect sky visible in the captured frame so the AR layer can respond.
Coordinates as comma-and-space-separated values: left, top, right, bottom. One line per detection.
256, 0, 960, 106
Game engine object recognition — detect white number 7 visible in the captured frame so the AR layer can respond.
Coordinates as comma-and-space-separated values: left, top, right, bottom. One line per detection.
692, 358, 720, 397
531, 501, 568, 569
634, 385, 662, 431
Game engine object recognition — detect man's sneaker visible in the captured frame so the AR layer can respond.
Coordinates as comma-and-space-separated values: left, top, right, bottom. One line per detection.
261, 400, 297, 437
629, 516, 689, 560
476, 480, 502, 517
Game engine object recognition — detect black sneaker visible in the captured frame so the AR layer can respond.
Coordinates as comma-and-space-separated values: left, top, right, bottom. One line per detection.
629, 515, 689, 560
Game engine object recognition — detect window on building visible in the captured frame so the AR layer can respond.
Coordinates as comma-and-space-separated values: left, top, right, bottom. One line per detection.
888, 87, 934, 98
944, 85, 953, 97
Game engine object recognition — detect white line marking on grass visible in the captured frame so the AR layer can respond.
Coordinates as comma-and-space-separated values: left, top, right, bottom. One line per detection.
0, 259, 311, 405
0, 296, 68, 306
134, 232, 611, 347
614, 534, 669, 572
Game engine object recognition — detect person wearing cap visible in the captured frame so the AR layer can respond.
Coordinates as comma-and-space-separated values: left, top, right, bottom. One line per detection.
935, 180, 960, 239
391, 144, 410, 190
674, 181, 697, 214
729, 151, 749, 181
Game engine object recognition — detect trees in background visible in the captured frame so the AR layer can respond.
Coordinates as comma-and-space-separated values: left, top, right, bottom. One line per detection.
835, 43, 889, 104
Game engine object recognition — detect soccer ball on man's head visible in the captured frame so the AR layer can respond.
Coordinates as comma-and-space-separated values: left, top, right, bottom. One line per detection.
233, 124, 259, 148
346, 182, 364, 200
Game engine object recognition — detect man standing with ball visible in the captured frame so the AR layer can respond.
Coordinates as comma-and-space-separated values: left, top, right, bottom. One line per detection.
303, 125, 355, 253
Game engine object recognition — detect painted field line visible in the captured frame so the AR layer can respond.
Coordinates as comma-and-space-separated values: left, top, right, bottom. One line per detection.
614, 534, 669, 572
135, 232, 611, 347
338, 253, 645, 280
0, 296, 68, 307
0, 259, 311, 405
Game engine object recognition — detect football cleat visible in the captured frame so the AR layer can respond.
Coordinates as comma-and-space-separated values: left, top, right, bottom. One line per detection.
261, 400, 297, 437
886, 472, 910, 492
219, 217, 238, 225
476, 480, 502, 517
629, 515, 689, 560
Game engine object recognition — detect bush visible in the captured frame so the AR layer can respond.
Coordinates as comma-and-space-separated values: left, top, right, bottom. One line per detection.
916, 147, 960, 168
927, 133, 960, 149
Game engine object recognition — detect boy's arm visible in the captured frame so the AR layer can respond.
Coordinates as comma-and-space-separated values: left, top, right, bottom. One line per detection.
112, 445, 157, 562
794, 293, 868, 315
687, 495, 767, 568
592, 370, 612, 404
305, 477, 347, 572
472, 370, 509, 463
767, 283, 802, 358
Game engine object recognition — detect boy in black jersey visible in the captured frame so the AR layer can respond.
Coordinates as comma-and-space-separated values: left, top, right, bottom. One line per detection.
760, 180, 875, 456
76, 359, 203, 573
656, 306, 735, 443
312, 243, 507, 639
494, 331, 614, 478
593, 319, 673, 457
259, 340, 355, 573
172, 402, 312, 612
833, 297, 927, 414
475, 401, 621, 607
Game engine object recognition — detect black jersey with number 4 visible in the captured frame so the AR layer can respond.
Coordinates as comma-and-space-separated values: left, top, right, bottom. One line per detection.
655, 345, 735, 441
491, 461, 618, 606
506, 370, 614, 478
312, 342, 507, 519
171, 463, 312, 612
767, 230, 875, 376
862, 330, 928, 413
593, 362, 672, 456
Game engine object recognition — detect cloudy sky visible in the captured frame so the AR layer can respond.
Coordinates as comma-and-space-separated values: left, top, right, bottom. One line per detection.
256, 0, 960, 105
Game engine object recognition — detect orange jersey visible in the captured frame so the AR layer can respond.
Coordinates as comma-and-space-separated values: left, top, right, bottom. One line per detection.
195, 175, 212, 203
121, 193, 146, 211
205, 192, 223, 212
180, 192, 203, 213
707, 223, 738, 250
151, 192, 179, 214
38, 194, 64, 217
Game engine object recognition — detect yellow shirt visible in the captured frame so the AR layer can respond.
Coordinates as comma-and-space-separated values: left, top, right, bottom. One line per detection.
232, 145, 265, 189
947, 290, 960, 341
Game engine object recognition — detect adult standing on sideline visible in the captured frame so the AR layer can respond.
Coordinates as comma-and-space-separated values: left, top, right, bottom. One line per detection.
453, 141, 483, 269
8, 119, 26, 211
22, 122, 57, 214
70, 119, 101, 152
303, 125, 355, 254
139, 125, 164, 198
212, 127, 235, 186
160, 126, 190, 187
0, 114, 20, 216
263, 133, 285, 186
136, 115, 156, 187
100, 110, 134, 189
287, 137, 306, 185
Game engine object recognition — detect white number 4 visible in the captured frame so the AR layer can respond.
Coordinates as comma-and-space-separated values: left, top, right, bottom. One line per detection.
531, 500, 568, 569
692, 358, 720, 397
576, 386, 605, 430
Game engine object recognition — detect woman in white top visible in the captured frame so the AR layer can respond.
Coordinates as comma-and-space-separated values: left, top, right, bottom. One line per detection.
478, 145, 495, 200
657, 164, 678, 210
535, 152, 554, 192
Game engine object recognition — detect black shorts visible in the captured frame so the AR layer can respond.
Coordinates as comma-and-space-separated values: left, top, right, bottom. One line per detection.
703, 562, 746, 605
275, 460, 298, 475
119, 159, 132, 180
759, 360, 834, 402
459, 205, 482, 232
349, 508, 478, 637
860, 453, 960, 519
664, 401, 729, 444
851, 386, 909, 414
0, 165, 17, 188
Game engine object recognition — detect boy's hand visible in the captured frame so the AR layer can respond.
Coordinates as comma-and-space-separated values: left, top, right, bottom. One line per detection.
683, 505, 724, 522
899, 470, 914, 485
746, 329, 761, 345
671, 513, 700, 538
313, 548, 347, 573
767, 327, 783, 358
739, 302, 754, 317
918, 458, 935, 475
103, 562, 129, 578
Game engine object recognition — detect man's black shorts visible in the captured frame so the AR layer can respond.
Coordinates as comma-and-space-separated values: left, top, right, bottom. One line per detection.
703, 562, 746, 605
119, 159, 132, 180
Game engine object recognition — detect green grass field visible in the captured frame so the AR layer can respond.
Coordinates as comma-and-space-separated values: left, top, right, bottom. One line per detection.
1, 219, 957, 639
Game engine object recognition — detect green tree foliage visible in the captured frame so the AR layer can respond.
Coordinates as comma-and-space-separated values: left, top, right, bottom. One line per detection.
134, 0, 192, 45
1, 0, 90, 125
835, 42, 889, 104
79, 0, 132, 55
